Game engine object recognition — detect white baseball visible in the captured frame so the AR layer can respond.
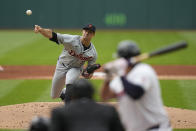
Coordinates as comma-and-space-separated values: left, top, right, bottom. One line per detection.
26, 10, 32, 15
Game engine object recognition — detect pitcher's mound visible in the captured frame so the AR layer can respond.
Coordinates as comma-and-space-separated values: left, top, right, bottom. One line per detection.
0, 102, 196, 129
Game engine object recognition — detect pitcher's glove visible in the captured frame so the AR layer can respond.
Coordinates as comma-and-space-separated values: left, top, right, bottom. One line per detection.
82, 64, 101, 79
86, 64, 101, 74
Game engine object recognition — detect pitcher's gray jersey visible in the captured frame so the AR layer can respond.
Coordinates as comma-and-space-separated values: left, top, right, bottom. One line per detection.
50, 33, 97, 99
56, 33, 97, 69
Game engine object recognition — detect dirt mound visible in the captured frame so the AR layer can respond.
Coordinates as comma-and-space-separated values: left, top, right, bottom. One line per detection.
0, 102, 195, 129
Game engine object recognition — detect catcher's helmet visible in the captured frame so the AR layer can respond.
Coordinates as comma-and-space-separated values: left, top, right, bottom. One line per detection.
117, 40, 140, 59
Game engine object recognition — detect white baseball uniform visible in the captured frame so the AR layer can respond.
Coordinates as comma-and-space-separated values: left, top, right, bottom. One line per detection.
51, 33, 97, 98
109, 63, 172, 131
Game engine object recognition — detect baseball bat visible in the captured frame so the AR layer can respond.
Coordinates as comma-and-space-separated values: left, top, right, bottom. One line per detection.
95, 41, 188, 78
131, 41, 188, 63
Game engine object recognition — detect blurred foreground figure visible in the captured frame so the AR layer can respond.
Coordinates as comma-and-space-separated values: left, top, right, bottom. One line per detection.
50, 79, 124, 131
29, 116, 50, 131
101, 40, 172, 131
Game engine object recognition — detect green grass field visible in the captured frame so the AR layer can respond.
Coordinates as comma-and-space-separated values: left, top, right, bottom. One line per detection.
0, 79, 195, 110
0, 30, 196, 130
0, 30, 196, 65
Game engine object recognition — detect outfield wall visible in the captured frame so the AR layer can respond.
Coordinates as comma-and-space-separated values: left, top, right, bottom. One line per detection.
0, 0, 195, 29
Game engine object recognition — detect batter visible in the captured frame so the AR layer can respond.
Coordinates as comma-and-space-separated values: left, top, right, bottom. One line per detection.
101, 40, 172, 131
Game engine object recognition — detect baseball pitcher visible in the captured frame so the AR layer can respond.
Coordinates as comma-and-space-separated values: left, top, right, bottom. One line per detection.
34, 24, 99, 102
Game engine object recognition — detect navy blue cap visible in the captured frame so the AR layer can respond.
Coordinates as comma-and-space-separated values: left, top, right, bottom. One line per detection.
83, 24, 96, 33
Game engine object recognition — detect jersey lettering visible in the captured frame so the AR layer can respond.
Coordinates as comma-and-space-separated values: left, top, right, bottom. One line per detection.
68, 50, 92, 61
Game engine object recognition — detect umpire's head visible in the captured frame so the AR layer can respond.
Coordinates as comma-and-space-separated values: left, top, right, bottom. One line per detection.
29, 116, 50, 131
71, 79, 94, 100
117, 40, 141, 59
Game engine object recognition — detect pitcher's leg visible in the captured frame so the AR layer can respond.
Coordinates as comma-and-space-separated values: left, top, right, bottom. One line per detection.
60, 68, 81, 102
51, 70, 66, 99
65, 68, 81, 85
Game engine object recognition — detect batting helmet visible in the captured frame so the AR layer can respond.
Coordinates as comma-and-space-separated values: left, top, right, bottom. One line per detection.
117, 40, 140, 59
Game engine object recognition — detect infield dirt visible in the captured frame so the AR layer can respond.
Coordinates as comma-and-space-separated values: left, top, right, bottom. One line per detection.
0, 102, 196, 129
0, 65, 196, 79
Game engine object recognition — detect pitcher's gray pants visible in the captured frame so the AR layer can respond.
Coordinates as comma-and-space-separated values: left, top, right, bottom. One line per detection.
51, 62, 81, 99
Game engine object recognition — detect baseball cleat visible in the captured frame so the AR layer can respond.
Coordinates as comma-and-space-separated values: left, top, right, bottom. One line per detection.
60, 88, 66, 101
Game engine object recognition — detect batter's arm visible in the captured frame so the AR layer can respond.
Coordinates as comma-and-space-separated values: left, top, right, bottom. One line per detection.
34, 25, 53, 38
101, 79, 116, 101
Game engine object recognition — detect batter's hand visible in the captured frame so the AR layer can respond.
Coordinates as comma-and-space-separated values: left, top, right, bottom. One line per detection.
104, 58, 128, 76
34, 25, 42, 33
